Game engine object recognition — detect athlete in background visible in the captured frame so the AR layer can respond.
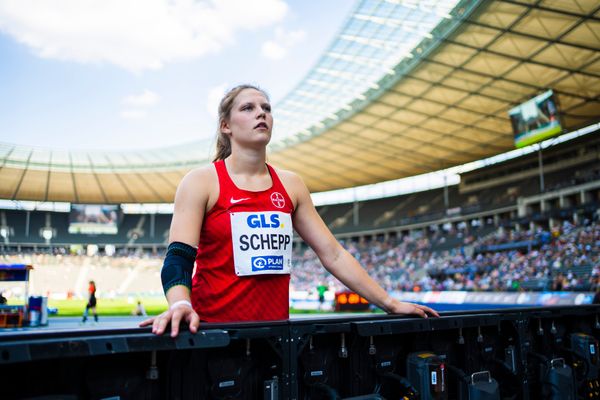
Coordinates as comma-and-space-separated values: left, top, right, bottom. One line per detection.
81, 280, 98, 324
141, 84, 438, 337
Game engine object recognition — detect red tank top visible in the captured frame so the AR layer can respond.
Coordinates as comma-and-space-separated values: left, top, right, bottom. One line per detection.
191, 160, 294, 322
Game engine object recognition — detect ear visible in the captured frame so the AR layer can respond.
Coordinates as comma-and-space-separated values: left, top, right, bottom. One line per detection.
220, 119, 232, 135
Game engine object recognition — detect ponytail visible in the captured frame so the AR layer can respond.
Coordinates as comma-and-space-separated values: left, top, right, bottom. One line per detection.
213, 131, 232, 162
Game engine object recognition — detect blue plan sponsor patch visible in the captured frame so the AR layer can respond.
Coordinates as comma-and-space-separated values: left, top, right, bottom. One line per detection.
251, 255, 284, 271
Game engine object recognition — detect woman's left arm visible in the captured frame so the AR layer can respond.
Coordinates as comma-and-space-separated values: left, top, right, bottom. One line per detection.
285, 172, 439, 318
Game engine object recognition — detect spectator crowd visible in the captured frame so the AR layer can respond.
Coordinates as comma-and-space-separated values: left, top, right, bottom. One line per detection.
1, 218, 598, 298
290, 218, 600, 294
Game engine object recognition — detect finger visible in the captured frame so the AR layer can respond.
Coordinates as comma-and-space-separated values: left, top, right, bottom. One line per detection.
416, 307, 428, 318
170, 310, 184, 338
152, 316, 161, 333
418, 304, 439, 318
152, 312, 167, 333
187, 311, 200, 334
425, 306, 440, 318
156, 312, 171, 335
139, 317, 154, 327
407, 304, 425, 318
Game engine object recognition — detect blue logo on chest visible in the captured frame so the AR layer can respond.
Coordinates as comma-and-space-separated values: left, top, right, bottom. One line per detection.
247, 214, 280, 228
251, 256, 284, 271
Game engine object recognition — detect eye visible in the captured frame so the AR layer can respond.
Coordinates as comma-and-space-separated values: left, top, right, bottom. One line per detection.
241, 104, 253, 111
263, 104, 271, 112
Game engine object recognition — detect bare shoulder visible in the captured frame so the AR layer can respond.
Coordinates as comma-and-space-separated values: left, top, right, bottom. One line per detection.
272, 167, 305, 188
175, 164, 217, 202
183, 164, 216, 183
178, 164, 216, 189
170, 165, 216, 245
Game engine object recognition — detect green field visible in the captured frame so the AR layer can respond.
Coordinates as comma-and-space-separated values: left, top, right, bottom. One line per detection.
7, 298, 335, 317
7, 297, 366, 317
47, 297, 169, 317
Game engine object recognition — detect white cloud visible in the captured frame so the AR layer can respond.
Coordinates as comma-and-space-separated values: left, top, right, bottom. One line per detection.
122, 90, 160, 107
262, 41, 286, 60
206, 83, 229, 119
261, 27, 306, 60
0, 0, 288, 72
120, 109, 147, 119
120, 89, 159, 120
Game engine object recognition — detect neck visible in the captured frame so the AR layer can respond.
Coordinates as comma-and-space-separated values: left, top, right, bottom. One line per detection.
225, 147, 267, 176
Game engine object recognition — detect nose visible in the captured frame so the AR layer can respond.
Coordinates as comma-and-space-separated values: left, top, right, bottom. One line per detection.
257, 109, 266, 119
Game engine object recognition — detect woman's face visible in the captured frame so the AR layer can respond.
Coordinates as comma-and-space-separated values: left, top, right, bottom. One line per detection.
222, 88, 273, 147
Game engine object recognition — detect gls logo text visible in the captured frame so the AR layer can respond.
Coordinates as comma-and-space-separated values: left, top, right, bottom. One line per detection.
247, 214, 280, 228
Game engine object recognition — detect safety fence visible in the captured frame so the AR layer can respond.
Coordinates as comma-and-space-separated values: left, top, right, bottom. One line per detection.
1, 306, 599, 399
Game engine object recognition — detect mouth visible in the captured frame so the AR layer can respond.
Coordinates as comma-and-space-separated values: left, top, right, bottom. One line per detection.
254, 122, 269, 130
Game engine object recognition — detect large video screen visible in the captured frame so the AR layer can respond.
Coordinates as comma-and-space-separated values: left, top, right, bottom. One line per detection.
509, 89, 562, 148
68, 204, 120, 234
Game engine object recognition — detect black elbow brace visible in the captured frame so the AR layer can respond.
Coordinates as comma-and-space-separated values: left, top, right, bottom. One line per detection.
161, 241, 196, 295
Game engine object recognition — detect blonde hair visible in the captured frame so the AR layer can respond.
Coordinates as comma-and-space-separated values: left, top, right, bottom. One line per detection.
213, 84, 270, 162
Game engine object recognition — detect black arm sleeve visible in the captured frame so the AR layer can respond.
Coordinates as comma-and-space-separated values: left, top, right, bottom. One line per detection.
161, 241, 196, 295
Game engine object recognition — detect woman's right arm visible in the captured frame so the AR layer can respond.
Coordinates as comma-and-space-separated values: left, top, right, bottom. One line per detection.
139, 167, 213, 337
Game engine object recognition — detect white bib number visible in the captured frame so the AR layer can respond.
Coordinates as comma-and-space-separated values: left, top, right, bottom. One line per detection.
230, 211, 293, 276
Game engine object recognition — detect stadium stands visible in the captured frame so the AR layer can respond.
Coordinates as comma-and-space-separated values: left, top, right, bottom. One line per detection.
6, 213, 595, 301
0, 133, 598, 300
1, 133, 598, 249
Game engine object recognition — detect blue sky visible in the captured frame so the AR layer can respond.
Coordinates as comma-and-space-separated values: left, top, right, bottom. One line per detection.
0, 0, 355, 151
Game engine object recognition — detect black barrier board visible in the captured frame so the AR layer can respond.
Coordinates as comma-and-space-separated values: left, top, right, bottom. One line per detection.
0, 306, 599, 399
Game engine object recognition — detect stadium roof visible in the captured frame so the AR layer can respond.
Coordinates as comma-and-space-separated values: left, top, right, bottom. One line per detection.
1, 0, 599, 203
